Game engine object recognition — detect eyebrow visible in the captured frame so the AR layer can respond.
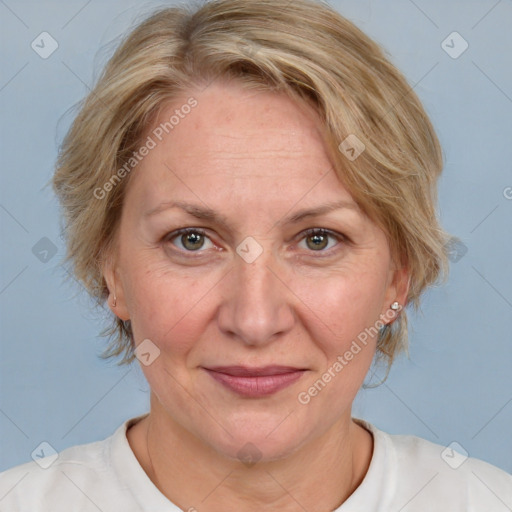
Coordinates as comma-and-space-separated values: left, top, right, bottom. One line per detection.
144, 199, 361, 229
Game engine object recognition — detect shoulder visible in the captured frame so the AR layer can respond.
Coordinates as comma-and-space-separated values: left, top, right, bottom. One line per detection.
0, 418, 144, 512
360, 419, 512, 510
0, 437, 113, 511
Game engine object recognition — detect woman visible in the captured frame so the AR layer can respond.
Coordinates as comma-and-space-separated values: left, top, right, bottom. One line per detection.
1, 0, 511, 510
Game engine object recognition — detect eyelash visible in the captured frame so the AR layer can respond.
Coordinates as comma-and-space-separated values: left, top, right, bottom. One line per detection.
164, 227, 347, 258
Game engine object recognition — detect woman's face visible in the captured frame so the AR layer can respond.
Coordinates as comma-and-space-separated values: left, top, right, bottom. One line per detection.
108, 80, 407, 461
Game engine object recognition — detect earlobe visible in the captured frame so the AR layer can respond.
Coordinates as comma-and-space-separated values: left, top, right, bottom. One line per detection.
102, 255, 130, 321
383, 267, 411, 324
394, 267, 411, 308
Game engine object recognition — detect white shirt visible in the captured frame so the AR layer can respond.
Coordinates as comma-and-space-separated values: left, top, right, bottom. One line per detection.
1, 415, 511, 511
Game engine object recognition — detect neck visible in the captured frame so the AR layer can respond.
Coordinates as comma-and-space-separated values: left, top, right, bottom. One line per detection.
127, 395, 373, 512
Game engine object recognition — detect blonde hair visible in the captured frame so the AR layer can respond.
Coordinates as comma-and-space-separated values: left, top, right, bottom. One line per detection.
52, 0, 451, 375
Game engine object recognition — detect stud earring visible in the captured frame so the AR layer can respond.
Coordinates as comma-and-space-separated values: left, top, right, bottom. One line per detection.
112, 295, 117, 308
390, 301, 400, 311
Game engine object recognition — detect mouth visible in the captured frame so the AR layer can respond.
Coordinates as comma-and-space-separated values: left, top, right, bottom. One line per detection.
202, 365, 307, 397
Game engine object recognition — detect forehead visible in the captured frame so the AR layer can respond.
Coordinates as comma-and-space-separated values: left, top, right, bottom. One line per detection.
126, 81, 356, 215
159, 82, 327, 161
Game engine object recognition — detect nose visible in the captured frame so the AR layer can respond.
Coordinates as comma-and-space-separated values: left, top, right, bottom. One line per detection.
217, 243, 295, 347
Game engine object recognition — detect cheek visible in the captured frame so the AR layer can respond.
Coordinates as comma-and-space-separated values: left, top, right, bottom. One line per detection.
123, 258, 217, 353
296, 265, 388, 347
294, 275, 380, 420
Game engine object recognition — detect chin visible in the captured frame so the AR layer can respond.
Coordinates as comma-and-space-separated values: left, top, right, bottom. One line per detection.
200, 412, 314, 465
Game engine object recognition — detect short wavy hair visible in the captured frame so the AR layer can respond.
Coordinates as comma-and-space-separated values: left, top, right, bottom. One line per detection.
52, 0, 451, 374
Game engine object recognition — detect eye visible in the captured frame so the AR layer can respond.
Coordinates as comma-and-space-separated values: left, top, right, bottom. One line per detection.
165, 228, 215, 252
164, 227, 347, 256
297, 228, 345, 254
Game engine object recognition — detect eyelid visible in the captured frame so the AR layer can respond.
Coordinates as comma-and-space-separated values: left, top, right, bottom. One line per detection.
162, 227, 214, 256
298, 227, 346, 241
293, 227, 347, 256
164, 226, 347, 255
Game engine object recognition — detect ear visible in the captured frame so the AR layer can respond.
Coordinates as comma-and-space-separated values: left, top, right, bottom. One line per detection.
102, 252, 130, 322
380, 264, 410, 325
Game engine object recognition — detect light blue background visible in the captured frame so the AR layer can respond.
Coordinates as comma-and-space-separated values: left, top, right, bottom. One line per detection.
1, 0, 511, 476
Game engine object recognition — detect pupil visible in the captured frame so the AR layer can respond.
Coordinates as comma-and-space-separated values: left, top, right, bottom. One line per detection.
183, 232, 204, 250
308, 233, 327, 250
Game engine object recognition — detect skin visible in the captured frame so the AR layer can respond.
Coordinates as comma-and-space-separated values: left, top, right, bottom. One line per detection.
103, 79, 409, 511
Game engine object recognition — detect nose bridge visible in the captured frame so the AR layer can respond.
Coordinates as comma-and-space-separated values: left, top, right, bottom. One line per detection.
237, 242, 277, 299
217, 239, 294, 345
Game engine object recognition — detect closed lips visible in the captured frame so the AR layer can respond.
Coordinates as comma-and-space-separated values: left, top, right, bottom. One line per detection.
204, 366, 306, 377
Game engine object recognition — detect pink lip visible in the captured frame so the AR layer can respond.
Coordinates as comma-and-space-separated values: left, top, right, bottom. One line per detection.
203, 366, 306, 397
